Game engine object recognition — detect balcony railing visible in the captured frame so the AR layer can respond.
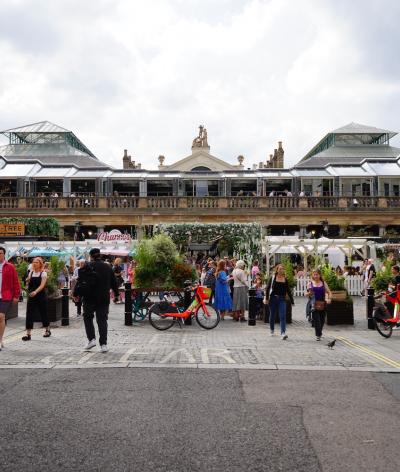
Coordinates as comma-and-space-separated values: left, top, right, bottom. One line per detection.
0, 196, 399, 211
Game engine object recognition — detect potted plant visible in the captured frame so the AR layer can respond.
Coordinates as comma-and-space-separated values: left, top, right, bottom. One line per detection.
320, 264, 347, 300
134, 234, 196, 289
319, 264, 353, 325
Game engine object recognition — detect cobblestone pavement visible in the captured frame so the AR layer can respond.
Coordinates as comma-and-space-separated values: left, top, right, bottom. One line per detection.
2, 297, 400, 371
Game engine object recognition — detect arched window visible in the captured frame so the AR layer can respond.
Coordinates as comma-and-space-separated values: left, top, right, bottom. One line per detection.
191, 166, 211, 171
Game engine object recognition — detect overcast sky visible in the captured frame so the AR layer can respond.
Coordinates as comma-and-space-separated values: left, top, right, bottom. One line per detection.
0, 0, 399, 169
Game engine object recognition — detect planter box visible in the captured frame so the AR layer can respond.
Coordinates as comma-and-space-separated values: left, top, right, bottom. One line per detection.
32, 296, 62, 323
326, 298, 354, 325
331, 290, 348, 301
6, 301, 18, 321
264, 300, 292, 324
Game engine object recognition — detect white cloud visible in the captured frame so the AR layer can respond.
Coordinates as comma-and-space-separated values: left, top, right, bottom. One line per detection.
0, 0, 399, 169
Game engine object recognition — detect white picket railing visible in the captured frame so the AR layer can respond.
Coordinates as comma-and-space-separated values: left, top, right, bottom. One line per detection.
294, 275, 363, 297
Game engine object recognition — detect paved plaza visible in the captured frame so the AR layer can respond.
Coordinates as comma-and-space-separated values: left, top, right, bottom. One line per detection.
2, 297, 400, 371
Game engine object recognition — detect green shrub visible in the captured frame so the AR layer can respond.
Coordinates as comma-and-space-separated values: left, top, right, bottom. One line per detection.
46, 256, 65, 297
281, 257, 296, 289
16, 261, 28, 290
134, 234, 193, 288
320, 264, 345, 291
372, 263, 393, 292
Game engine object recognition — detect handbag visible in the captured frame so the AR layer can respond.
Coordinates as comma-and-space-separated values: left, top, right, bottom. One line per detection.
314, 300, 326, 311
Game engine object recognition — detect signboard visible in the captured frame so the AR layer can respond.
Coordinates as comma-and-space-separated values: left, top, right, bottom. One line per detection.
0, 223, 25, 237
97, 229, 131, 242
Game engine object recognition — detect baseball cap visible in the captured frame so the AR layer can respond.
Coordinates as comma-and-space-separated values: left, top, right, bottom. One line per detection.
89, 248, 101, 257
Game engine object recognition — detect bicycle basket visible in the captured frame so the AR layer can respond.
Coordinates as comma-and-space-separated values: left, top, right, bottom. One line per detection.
197, 286, 211, 301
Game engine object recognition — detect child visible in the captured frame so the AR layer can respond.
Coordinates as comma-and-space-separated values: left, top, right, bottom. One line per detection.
254, 274, 264, 320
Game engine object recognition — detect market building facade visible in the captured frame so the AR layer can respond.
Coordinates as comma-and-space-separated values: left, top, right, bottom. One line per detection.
1, 121, 400, 240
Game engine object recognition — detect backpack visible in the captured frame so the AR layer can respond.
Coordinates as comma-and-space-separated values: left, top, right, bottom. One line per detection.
204, 268, 216, 288
75, 263, 98, 298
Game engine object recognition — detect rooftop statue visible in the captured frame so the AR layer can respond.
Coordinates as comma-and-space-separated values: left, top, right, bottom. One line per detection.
192, 125, 209, 149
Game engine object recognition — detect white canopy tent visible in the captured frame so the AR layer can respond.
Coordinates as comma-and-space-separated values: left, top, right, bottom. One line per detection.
263, 236, 376, 274
3, 239, 138, 261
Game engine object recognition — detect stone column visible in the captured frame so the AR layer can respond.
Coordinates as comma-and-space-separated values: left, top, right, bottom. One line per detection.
58, 225, 65, 241
299, 225, 307, 238
379, 225, 386, 237
136, 225, 144, 241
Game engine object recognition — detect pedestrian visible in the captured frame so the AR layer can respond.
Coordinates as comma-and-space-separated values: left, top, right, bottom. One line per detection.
251, 260, 260, 281
264, 264, 294, 340
0, 246, 21, 351
232, 260, 249, 322
71, 259, 86, 316
214, 260, 232, 320
112, 258, 124, 303
200, 266, 207, 285
204, 261, 216, 305
253, 274, 264, 320
22, 257, 51, 341
73, 248, 119, 353
306, 269, 332, 341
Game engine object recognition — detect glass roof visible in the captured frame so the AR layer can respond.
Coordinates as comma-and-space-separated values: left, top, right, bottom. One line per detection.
72, 170, 111, 178
367, 162, 400, 176
293, 169, 331, 177
34, 167, 73, 177
331, 167, 370, 176
0, 164, 35, 177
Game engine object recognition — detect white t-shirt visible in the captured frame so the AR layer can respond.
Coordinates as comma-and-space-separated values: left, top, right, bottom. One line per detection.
0, 262, 4, 298
30, 271, 47, 280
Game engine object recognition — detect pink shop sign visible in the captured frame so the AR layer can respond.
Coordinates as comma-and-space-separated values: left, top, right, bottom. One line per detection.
97, 229, 131, 242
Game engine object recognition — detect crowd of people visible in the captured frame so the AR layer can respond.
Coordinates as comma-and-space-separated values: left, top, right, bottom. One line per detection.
1, 245, 400, 353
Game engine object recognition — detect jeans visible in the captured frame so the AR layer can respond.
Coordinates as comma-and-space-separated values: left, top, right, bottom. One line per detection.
269, 295, 286, 334
312, 310, 325, 338
83, 301, 109, 346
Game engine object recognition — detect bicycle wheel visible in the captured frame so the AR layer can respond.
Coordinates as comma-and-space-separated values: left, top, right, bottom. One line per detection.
373, 317, 393, 338
149, 308, 176, 331
195, 304, 220, 329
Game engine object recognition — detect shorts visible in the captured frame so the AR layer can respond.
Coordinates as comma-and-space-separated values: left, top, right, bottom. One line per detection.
0, 300, 12, 315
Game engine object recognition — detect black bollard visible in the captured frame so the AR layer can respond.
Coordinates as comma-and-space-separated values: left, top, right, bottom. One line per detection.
248, 288, 257, 326
124, 282, 133, 326
183, 286, 192, 325
61, 287, 69, 326
366, 286, 375, 330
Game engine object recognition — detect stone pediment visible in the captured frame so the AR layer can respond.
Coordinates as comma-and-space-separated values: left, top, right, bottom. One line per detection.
159, 150, 241, 172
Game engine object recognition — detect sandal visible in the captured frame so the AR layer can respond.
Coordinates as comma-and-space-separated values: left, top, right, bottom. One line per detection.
22, 334, 31, 341
43, 329, 51, 338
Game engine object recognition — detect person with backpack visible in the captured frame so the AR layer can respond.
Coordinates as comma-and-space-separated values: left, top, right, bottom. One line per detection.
204, 261, 216, 305
73, 248, 119, 352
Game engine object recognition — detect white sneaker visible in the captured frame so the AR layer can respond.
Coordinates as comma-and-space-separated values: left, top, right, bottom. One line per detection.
316, 336, 321, 341
281, 334, 288, 340
270, 331, 274, 336
100, 344, 108, 353
84, 339, 96, 350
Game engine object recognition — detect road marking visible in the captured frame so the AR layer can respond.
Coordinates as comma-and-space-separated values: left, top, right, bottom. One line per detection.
160, 348, 196, 364
337, 336, 400, 370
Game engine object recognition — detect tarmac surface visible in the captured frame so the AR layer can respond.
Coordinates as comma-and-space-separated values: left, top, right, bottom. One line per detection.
1, 297, 400, 471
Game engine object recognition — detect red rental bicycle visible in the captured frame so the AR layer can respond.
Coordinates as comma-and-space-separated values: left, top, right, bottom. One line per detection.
373, 286, 400, 338
148, 285, 220, 330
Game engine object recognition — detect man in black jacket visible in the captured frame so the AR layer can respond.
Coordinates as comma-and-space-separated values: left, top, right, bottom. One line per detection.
73, 248, 119, 352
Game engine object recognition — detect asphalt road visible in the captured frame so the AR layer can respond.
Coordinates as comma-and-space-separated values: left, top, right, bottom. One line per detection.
1, 368, 399, 472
